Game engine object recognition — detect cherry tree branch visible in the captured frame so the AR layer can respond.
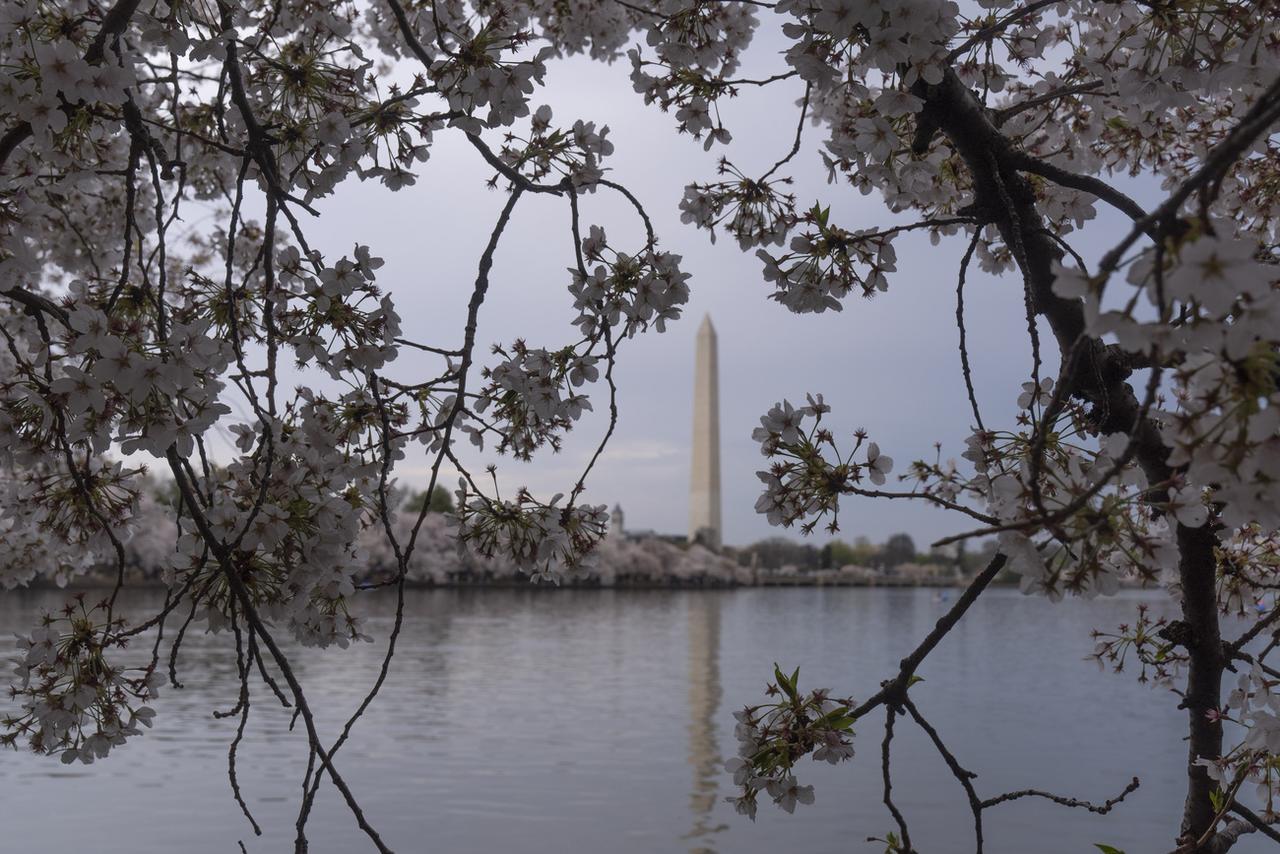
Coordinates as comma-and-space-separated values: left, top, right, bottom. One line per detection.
851, 553, 1007, 719
946, 0, 1062, 61
879, 707, 915, 853
1225, 803, 1280, 847
902, 697, 984, 851
907, 62, 1280, 850
165, 447, 393, 854
981, 777, 1140, 813
1009, 151, 1154, 233
955, 230, 986, 431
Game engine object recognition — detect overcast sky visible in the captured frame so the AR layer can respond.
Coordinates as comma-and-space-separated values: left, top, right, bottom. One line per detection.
243, 23, 1151, 550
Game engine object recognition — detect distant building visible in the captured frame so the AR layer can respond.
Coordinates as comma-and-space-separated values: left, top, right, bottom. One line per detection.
689, 315, 722, 550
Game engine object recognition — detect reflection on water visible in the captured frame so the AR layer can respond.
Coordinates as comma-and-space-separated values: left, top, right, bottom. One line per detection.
684, 595, 728, 852
0, 587, 1271, 854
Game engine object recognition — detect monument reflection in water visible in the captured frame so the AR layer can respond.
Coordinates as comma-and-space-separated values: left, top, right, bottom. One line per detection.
685, 594, 728, 852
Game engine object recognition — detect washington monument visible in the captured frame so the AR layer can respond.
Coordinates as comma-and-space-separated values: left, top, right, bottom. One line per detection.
689, 315, 722, 549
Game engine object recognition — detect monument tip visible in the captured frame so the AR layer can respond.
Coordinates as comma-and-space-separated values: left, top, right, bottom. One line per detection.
698, 313, 715, 335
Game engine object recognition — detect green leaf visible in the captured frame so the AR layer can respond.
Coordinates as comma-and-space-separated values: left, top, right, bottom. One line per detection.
820, 709, 856, 730
1094, 844, 1126, 854
1209, 788, 1225, 813
773, 663, 798, 701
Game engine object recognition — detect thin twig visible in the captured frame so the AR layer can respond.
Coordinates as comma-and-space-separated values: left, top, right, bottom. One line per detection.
981, 777, 1140, 814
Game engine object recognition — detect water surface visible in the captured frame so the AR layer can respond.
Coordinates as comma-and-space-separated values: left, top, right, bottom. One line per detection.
0, 587, 1264, 853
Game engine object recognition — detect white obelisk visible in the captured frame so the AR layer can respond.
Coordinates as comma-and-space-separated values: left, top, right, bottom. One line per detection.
689, 315, 722, 549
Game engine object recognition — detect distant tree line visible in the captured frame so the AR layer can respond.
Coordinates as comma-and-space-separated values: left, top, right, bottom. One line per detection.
131, 475, 998, 580
403, 486, 455, 514
734, 533, 999, 576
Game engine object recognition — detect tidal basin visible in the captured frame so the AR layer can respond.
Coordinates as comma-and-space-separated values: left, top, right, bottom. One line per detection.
2, 587, 1268, 854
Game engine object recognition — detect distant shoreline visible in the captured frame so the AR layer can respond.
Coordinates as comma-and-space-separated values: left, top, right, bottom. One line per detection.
11, 575, 991, 593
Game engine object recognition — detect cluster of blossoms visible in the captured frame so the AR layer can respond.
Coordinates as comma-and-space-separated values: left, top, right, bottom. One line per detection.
497, 105, 614, 188
1147, 242, 1277, 533
627, 0, 758, 149
988, 3, 1280, 243
679, 158, 796, 250
1034, 234, 1279, 576
1217, 527, 1280, 619
0, 292, 233, 587
0, 7, 135, 152
427, 21, 551, 134
2, 598, 159, 764
173, 390, 393, 648
0, 456, 140, 589
57, 308, 232, 458
1196, 662, 1280, 820
275, 245, 402, 378
819, 86, 963, 219
567, 224, 691, 337
910, 397, 1180, 599
454, 482, 608, 583
779, 0, 957, 89
755, 206, 900, 313
0, 282, 233, 468
474, 341, 598, 459
940, 243, 1273, 604
724, 665, 856, 820
778, 0, 964, 221
1089, 604, 1182, 687
751, 393, 893, 534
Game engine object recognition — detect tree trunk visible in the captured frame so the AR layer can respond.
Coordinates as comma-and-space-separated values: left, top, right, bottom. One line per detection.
916, 68, 1226, 850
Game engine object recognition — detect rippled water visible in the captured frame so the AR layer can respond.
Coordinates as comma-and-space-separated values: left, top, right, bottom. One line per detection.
0, 587, 1267, 853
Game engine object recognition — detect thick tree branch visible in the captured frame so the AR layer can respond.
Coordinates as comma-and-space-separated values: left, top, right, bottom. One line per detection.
994, 81, 1106, 125
1223, 803, 1280, 848
1009, 151, 1154, 233
0, 286, 70, 327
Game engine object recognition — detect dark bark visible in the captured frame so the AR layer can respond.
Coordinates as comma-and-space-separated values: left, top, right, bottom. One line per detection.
1178, 522, 1225, 844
